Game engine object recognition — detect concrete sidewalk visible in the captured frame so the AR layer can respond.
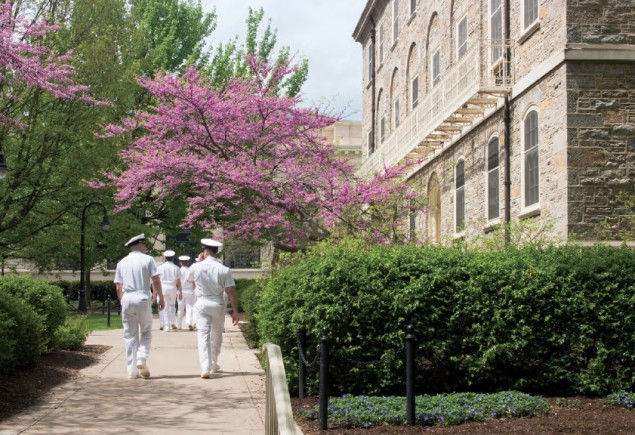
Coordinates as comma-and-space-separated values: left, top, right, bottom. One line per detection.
0, 315, 271, 434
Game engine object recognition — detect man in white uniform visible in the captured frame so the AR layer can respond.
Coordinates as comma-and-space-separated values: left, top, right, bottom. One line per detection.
188, 238, 239, 378
177, 255, 197, 330
114, 234, 165, 379
157, 250, 182, 331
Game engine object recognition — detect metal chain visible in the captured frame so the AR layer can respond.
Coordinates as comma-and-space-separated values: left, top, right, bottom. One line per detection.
340, 346, 405, 367
297, 335, 320, 367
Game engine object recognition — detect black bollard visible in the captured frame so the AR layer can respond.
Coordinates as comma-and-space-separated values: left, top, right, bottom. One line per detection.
406, 324, 416, 425
319, 327, 330, 431
298, 328, 307, 399
107, 294, 111, 328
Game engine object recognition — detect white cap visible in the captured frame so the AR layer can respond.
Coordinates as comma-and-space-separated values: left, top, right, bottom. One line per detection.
201, 238, 223, 248
124, 233, 145, 247
163, 250, 175, 257
178, 255, 190, 261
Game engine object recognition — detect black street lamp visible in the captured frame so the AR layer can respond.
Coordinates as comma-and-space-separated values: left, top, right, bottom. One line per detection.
0, 148, 8, 179
79, 202, 110, 313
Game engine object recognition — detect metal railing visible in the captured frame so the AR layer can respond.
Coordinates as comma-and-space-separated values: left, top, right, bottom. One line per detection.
360, 38, 514, 177
263, 343, 299, 435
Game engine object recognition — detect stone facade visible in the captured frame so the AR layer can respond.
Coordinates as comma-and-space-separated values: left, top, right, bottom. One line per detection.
353, 0, 635, 244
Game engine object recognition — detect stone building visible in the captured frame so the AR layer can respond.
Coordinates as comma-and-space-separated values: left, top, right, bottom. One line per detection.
353, 0, 635, 244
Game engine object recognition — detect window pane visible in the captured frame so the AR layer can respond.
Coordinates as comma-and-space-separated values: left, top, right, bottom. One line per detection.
412, 77, 418, 108
491, 0, 503, 63
488, 168, 499, 220
458, 17, 467, 58
394, 99, 400, 127
455, 160, 465, 188
456, 187, 465, 230
525, 148, 539, 206
379, 24, 384, 63
525, 0, 538, 28
393, 0, 399, 42
487, 137, 499, 170
381, 117, 386, 142
432, 51, 440, 86
524, 112, 538, 151
411, 0, 416, 14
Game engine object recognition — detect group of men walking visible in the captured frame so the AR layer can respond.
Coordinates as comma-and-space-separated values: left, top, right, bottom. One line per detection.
113, 234, 239, 379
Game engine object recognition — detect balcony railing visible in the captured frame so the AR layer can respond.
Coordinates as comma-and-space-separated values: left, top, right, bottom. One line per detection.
360, 39, 514, 177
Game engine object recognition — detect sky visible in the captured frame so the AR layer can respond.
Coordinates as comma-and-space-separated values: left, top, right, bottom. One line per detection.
200, 0, 367, 121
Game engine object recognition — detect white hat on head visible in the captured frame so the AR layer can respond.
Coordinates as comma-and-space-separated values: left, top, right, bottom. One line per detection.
163, 250, 175, 257
201, 238, 223, 248
178, 255, 190, 261
124, 233, 145, 247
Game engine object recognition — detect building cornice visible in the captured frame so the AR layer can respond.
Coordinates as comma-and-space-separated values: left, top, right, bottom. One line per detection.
353, 0, 379, 43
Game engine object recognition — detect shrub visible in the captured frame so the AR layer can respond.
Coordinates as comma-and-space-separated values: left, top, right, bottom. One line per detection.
54, 315, 92, 351
0, 276, 67, 352
0, 287, 44, 374
256, 242, 635, 397
238, 279, 266, 347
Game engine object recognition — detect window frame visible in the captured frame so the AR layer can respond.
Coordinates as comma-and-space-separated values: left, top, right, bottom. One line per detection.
410, 0, 416, 16
457, 14, 468, 60
431, 49, 441, 87
522, 109, 540, 211
455, 158, 466, 233
486, 136, 500, 221
392, 0, 399, 44
367, 42, 374, 80
522, 0, 539, 31
411, 76, 419, 109
379, 22, 385, 64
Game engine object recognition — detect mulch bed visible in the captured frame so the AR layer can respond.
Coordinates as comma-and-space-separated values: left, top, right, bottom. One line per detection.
3, 345, 635, 434
0, 345, 110, 422
291, 396, 635, 434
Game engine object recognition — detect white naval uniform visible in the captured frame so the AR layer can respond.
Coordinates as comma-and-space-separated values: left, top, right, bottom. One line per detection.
114, 251, 158, 377
157, 261, 181, 330
188, 257, 235, 373
177, 265, 197, 329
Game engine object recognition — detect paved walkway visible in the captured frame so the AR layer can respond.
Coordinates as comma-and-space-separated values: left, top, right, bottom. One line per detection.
0, 315, 277, 435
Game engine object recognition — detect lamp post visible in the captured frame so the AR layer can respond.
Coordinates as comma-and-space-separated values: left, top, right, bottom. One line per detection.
0, 148, 8, 179
79, 202, 110, 313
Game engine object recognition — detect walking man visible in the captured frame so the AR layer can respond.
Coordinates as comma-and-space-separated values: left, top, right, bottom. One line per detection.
177, 255, 197, 330
188, 238, 239, 378
157, 250, 182, 331
114, 233, 165, 379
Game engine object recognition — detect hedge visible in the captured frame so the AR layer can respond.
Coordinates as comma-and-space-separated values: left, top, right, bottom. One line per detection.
256, 243, 635, 397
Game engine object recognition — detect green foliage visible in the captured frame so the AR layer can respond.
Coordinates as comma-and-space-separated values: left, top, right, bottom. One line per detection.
54, 315, 92, 351
0, 276, 68, 352
0, 287, 44, 374
608, 391, 635, 409
302, 391, 550, 428
257, 242, 635, 397
237, 278, 266, 347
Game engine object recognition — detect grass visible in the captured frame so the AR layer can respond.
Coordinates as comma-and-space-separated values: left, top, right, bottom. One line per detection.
302, 391, 551, 429
81, 313, 123, 330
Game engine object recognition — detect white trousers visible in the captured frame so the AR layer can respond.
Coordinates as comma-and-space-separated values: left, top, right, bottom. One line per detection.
121, 293, 153, 377
177, 291, 197, 328
160, 288, 177, 328
195, 299, 225, 372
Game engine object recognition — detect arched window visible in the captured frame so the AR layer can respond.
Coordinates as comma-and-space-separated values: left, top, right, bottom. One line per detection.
455, 158, 465, 232
391, 69, 400, 128
406, 44, 418, 110
377, 90, 386, 143
523, 110, 540, 208
487, 136, 500, 220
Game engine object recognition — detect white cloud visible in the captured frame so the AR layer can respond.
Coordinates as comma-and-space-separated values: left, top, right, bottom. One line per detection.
201, 0, 366, 120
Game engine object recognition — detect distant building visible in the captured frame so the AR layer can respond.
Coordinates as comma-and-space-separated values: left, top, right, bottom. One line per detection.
354, 0, 635, 244
320, 120, 363, 169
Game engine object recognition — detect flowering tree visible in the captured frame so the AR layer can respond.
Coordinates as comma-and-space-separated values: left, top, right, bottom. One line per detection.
97, 57, 423, 250
0, 1, 103, 128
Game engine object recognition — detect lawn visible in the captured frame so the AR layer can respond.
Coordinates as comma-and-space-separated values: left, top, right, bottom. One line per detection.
82, 313, 122, 330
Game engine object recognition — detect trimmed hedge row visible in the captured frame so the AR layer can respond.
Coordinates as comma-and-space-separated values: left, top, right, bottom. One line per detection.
256, 243, 635, 397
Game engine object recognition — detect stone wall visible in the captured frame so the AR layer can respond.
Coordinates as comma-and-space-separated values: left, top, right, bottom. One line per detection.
566, 61, 635, 240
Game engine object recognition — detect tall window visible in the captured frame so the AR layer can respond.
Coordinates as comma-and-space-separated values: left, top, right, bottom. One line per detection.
457, 15, 468, 59
487, 137, 500, 220
524, 0, 538, 30
410, 0, 416, 15
455, 159, 465, 232
490, 0, 503, 63
411, 76, 419, 108
523, 110, 540, 207
380, 117, 386, 143
392, 0, 399, 43
394, 99, 400, 127
367, 130, 374, 155
379, 23, 385, 64
367, 42, 374, 80
432, 49, 441, 86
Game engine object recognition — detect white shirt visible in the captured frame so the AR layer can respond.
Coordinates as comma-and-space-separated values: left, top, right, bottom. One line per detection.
188, 257, 235, 298
157, 261, 181, 291
114, 251, 158, 295
180, 266, 195, 292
